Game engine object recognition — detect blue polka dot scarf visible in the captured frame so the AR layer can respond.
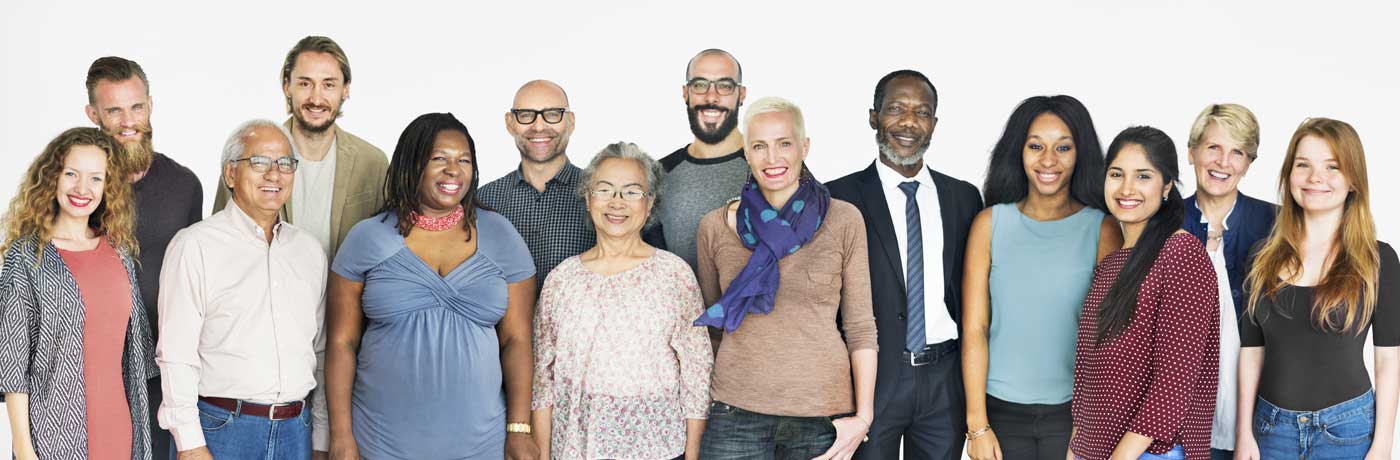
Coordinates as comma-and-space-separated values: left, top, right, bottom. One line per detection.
694, 175, 831, 333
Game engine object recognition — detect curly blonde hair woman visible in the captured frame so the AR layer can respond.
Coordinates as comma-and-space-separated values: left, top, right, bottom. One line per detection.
1, 127, 158, 460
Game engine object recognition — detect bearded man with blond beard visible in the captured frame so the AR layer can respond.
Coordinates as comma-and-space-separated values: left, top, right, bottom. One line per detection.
82, 55, 205, 460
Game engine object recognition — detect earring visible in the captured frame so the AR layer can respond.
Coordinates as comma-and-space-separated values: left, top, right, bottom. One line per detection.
1162, 196, 1168, 202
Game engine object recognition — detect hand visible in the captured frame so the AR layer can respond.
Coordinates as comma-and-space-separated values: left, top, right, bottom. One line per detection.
330, 434, 360, 460
966, 430, 1002, 460
1233, 433, 1260, 460
178, 446, 215, 460
312, 451, 329, 460
811, 416, 870, 460
506, 432, 541, 460
330, 435, 361, 460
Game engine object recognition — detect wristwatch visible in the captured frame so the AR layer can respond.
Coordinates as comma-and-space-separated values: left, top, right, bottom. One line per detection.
506, 422, 532, 434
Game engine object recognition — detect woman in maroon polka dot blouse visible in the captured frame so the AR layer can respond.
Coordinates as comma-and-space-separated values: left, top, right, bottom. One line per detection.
1070, 126, 1220, 460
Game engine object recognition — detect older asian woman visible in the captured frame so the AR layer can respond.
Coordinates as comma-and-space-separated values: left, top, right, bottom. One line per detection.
530, 142, 712, 460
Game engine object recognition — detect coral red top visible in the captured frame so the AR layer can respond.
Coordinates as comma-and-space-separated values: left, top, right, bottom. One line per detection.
58, 238, 134, 460
1071, 233, 1220, 460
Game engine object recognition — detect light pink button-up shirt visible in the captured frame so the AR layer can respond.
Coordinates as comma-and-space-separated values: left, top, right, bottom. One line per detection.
156, 200, 328, 451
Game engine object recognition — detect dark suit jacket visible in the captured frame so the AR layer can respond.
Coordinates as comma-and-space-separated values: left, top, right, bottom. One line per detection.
827, 160, 983, 416
1183, 192, 1277, 336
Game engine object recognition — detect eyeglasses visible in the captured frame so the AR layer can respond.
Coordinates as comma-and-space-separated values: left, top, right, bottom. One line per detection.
229, 155, 299, 174
687, 78, 739, 96
510, 108, 568, 125
590, 187, 651, 202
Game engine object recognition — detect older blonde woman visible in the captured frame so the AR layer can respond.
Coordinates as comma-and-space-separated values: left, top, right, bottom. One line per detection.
531, 142, 713, 460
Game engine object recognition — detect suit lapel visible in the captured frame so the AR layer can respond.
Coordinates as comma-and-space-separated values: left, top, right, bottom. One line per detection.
328, 126, 356, 251
858, 162, 906, 293
280, 119, 296, 224
930, 166, 961, 320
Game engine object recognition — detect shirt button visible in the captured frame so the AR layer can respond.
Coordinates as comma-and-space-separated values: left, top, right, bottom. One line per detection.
898, 313, 906, 320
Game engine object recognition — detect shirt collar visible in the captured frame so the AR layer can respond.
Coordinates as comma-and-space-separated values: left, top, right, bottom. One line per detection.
875, 160, 934, 192
513, 161, 581, 188
226, 198, 286, 243
1194, 197, 1236, 231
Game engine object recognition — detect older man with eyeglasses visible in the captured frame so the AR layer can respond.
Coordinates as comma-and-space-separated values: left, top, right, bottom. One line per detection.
157, 120, 328, 460
480, 79, 595, 285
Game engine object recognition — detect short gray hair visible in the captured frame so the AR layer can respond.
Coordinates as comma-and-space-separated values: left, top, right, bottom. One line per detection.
577, 141, 665, 230
221, 119, 292, 164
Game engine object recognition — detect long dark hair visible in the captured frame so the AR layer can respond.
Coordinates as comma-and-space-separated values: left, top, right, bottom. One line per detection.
983, 95, 1106, 211
379, 112, 483, 240
1096, 125, 1185, 343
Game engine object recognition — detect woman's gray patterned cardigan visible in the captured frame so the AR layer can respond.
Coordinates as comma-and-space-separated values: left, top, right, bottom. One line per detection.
0, 235, 159, 460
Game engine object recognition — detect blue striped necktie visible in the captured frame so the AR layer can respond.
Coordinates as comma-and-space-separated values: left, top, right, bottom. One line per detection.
898, 181, 926, 353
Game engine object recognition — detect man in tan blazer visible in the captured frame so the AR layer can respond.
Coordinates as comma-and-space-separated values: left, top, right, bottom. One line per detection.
213, 36, 388, 260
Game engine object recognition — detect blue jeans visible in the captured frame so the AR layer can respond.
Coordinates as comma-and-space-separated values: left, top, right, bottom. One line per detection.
1254, 389, 1374, 459
170, 399, 311, 460
1138, 444, 1185, 459
1210, 448, 1233, 460
699, 401, 837, 460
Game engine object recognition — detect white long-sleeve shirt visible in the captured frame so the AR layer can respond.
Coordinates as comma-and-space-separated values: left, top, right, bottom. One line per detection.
156, 200, 328, 451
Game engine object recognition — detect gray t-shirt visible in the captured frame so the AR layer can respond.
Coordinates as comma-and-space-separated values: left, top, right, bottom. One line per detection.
653, 145, 750, 271
293, 139, 337, 256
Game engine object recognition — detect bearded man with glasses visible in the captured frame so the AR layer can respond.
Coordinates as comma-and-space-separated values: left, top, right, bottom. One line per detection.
480, 80, 595, 286
645, 49, 753, 277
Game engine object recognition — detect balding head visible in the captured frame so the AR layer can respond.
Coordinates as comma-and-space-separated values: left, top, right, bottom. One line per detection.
686, 49, 742, 83
512, 79, 569, 109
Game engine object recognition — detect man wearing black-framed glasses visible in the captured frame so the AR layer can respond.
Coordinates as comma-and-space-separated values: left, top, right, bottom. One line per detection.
481, 80, 594, 287
647, 49, 753, 275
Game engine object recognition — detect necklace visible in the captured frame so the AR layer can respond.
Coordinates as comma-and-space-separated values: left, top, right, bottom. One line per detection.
411, 206, 465, 231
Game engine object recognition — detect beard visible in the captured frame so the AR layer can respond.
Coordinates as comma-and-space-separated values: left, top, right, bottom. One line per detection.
687, 102, 740, 145
101, 121, 154, 174
877, 133, 929, 167
288, 97, 342, 134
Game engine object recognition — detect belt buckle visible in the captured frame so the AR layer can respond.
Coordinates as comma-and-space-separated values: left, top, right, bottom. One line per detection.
909, 350, 930, 367
266, 402, 290, 421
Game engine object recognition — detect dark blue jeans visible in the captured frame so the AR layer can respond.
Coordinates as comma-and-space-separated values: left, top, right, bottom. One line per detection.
1254, 389, 1374, 459
170, 399, 311, 460
699, 401, 837, 460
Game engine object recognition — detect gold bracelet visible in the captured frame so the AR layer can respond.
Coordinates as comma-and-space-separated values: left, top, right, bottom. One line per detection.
506, 422, 532, 434
966, 424, 992, 440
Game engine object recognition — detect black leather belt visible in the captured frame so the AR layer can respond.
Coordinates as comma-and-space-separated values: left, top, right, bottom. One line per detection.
902, 340, 959, 367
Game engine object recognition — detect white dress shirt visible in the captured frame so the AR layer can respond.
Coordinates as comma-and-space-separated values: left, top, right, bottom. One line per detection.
1202, 205, 1241, 450
156, 200, 328, 451
875, 161, 958, 343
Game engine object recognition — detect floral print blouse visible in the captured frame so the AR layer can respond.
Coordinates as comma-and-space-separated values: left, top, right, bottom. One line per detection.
532, 250, 713, 460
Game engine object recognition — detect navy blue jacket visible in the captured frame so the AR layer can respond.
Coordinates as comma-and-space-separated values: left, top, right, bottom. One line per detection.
1183, 192, 1278, 335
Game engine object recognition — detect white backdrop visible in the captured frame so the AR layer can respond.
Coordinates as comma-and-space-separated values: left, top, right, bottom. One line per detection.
2, 0, 1398, 458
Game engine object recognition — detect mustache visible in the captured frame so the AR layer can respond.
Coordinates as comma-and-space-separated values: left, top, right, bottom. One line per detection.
691, 104, 731, 113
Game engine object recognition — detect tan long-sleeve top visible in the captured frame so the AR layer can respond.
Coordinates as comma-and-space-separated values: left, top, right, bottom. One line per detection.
695, 199, 878, 417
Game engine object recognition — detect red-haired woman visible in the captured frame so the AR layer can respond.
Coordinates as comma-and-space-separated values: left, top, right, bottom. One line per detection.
1234, 118, 1398, 460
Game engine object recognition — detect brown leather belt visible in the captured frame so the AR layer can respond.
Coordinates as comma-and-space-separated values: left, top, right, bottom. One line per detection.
199, 396, 304, 420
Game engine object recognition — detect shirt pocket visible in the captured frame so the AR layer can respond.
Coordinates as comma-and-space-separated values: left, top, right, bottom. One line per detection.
803, 254, 843, 305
